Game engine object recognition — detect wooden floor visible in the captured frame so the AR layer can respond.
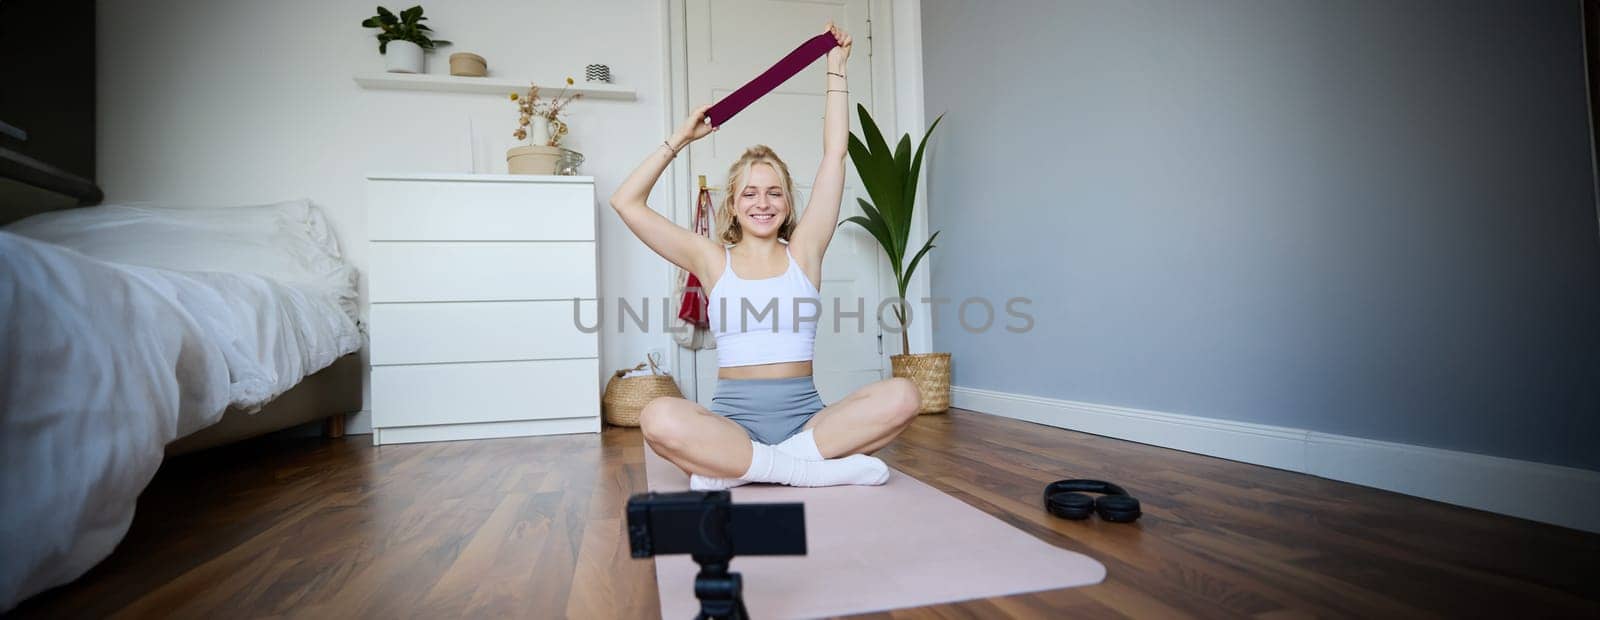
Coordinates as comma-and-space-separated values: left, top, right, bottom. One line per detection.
12, 409, 1599, 618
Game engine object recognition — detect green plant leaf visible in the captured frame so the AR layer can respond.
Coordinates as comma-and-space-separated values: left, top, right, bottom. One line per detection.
845, 131, 871, 173
849, 106, 902, 254
903, 112, 944, 225
901, 231, 939, 293
845, 106, 943, 309
862, 105, 912, 260
893, 134, 911, 180
848, 131, 896, 223
889, 133, 913, 251
361, 17, 381, 27
855, 198, 901, 272
857, 103, 894, 170
430, 39, 451, 47
854, 105, 899, 191
379, 38, 389, 54
416, 23, 432, 31
401, 6, 422, 24
377, 6, 398, 24
840, 212, 896, 272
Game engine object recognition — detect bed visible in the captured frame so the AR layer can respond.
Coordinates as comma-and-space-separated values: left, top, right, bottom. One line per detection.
0, 198, 365, 610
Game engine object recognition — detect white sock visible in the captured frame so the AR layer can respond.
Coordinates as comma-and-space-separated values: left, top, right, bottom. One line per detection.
689, 473, 750, 491
688, 430, 824, 490
740, 441, 890, 487
774, 429, 825, 460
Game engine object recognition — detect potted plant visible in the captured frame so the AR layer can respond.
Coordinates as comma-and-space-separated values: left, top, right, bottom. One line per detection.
361, 5, 451, 74
506, 79, 583, 175
840, 104, 949, 414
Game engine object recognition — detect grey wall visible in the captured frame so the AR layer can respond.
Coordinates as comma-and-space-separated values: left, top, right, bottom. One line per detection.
920, 0, 1600, 471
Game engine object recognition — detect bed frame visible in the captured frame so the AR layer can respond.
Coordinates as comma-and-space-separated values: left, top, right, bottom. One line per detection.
165, 354, 363, 455
2, 145, 363, 455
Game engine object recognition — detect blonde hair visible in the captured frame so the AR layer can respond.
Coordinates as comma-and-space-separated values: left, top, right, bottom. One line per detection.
717, 145, 798, 245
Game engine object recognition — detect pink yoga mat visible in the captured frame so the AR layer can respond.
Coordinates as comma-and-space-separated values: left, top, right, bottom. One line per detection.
644, 446, 1106, 618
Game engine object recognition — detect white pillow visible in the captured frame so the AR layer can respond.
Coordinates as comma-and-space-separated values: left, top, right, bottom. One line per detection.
4, 199, 359, 319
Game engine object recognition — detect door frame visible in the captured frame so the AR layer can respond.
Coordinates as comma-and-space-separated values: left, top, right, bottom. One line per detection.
1586, 0, 1600, 242
658, 0, 935, 400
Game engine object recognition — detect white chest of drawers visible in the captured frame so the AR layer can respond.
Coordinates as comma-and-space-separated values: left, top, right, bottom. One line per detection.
366, 173, 600, 445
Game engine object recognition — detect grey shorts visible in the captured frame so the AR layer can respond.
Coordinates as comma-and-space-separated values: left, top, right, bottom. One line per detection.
709, 376, 827, 445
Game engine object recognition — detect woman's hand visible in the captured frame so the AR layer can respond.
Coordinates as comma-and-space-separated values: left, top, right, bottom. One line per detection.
825, 21, 852, 69
672, 103, 718, 146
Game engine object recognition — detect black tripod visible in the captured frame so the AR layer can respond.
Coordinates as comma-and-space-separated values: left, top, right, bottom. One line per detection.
625, 490, 805, 619
691, 554, 748, 620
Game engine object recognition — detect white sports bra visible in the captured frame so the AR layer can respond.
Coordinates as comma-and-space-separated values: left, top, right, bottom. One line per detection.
707, 244, 821, 367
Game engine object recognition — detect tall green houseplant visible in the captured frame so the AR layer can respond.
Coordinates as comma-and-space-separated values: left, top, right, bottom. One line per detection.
839, 103, 943, 357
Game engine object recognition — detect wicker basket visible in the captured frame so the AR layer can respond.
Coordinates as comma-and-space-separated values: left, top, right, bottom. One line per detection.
891, 352, 951, 414
602, 359, 683, 427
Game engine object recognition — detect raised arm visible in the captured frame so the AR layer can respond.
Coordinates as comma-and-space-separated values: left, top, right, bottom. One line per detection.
789, 23, 852, 269
609, 104, 722, 277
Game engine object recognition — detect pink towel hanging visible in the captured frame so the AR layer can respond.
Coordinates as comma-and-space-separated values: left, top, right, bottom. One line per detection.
677, 182, 714, 328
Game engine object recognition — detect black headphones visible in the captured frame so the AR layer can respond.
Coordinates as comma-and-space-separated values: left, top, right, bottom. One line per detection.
1044, 479, 1142, 523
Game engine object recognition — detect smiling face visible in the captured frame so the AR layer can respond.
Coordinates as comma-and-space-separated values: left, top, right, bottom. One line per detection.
717, 145, 798, 245
736, 163, 790, 239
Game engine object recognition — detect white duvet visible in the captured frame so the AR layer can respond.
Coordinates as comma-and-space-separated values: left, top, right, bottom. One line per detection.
0, 231, 361, 610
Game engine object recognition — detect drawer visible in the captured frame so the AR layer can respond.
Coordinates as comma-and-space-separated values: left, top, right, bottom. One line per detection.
372, 358, 600, 428
369, 242, 596, 302
370, 300, 600, 365
367, 179, 595, 241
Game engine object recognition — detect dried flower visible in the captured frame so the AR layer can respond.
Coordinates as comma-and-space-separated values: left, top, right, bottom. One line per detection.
509, 80, 582, 146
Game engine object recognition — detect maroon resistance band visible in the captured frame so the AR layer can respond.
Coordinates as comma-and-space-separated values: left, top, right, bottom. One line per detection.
705, 31, 839, 128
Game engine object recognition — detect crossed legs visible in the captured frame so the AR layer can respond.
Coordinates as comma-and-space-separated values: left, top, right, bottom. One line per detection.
803, 377, 922, 457
638, 398, 756, 478
639, 377, 922, 482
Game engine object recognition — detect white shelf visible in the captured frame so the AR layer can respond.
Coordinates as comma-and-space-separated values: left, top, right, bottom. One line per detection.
354, 73, 636, 100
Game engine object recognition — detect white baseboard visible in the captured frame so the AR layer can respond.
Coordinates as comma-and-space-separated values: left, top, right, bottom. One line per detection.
950, 386, 1600, 533
371, 416, 599, 446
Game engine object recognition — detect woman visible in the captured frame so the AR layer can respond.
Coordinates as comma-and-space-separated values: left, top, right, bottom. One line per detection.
608, 23, 921, 490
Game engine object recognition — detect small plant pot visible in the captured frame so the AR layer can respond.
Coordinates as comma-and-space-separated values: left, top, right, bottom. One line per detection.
449, 52, 487, 77
891, 352, 951, 414
506, 145, 563, 175
385, 40, 424, 74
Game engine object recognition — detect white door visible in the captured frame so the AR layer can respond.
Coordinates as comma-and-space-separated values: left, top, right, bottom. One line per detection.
681, 0, 883, 405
